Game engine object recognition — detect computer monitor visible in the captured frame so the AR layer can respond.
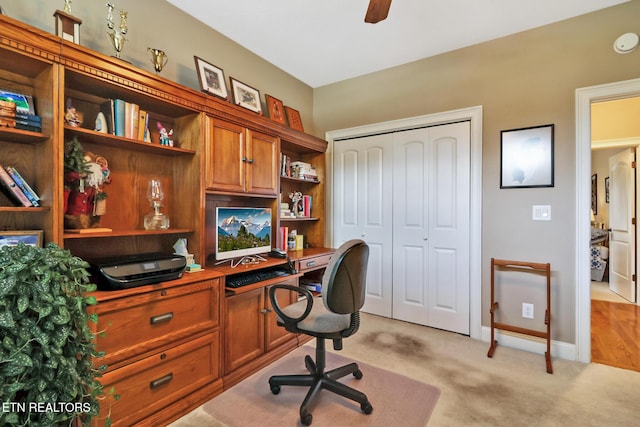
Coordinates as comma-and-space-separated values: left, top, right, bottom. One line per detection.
215, 207, 272, 261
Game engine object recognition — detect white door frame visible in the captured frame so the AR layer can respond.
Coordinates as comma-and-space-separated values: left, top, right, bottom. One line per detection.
575, 78, 640, 363
326, 106, 483, 340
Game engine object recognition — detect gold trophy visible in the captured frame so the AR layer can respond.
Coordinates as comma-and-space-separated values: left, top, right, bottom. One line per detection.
106, 2, 127, 59
147, 48, 168, 74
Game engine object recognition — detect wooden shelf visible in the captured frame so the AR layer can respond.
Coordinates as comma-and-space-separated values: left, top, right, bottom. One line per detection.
63, 228, 193, 239
0, 206, 49, 212
64, 126, 196, 156
280, 175, 320, 184
279, 217, 320, 222
0, 127, 48, 144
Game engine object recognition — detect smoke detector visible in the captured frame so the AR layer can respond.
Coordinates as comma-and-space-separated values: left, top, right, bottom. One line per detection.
613, 32, 639, 54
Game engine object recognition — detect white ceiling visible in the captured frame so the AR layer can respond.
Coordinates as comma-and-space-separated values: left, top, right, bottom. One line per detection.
167, 0, 628, 88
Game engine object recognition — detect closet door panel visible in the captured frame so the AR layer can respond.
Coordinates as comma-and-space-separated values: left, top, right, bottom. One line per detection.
427, 122, 470, 334
393, 130, 430, 324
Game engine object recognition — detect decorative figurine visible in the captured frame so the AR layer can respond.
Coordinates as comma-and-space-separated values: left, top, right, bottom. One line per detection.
64, 98, 82, 127
54, 1, 82, 43
147, 48, 168, 74
289, 191, 303, 216
157, 121, 173, 146
106, 2, 127, 59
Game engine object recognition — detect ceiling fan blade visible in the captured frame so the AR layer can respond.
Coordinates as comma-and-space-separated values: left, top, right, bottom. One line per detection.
365, 0, 392, 23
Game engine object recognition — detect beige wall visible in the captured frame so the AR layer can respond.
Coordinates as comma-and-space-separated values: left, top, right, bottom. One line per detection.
7, 1, 640, 345
313, 1, 640, 343
2, 1, 315, 134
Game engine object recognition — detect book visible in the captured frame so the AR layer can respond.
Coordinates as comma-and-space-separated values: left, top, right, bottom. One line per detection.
113, 99, 126, 137
0, 164, 32, 207
137, 109, 147, 141
303, 195, 311, 217
5, 166, 39, 206
99, 99, 115, 135
125, 102, 139, 139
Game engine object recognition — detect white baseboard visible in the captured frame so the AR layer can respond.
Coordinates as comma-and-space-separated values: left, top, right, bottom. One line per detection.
481, 326, 577, 362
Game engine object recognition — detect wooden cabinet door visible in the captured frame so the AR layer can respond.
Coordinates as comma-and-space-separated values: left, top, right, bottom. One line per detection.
246, 129, 278, 195
206, 118, 246, 192
265, 281, 298, 351
224, 288, 265, 373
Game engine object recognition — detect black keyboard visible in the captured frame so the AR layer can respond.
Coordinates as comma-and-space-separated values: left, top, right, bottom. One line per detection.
226, 269, 290, 288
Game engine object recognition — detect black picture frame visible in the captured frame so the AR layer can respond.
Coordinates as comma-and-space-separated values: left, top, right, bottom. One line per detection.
500, 124, 554, 188
194, 56, 228, 100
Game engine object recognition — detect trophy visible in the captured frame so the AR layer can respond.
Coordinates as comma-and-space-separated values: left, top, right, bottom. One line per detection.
106, 2, 127, 59
147, 48, 168, 74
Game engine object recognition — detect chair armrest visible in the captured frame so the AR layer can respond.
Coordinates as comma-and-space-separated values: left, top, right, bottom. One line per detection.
268, 284, 314, 326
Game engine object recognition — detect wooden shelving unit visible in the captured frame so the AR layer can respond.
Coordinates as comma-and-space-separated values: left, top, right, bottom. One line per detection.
488, 258, 553, 374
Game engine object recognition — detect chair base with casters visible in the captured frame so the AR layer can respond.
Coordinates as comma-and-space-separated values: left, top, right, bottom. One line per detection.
268, 317, 373, 426
268, 239, 372, 426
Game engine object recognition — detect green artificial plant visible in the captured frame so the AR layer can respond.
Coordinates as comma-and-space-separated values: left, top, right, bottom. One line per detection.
0, 243, 111, 426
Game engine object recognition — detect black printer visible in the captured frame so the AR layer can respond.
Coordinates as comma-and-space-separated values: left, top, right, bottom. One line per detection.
89, 252, 186, 290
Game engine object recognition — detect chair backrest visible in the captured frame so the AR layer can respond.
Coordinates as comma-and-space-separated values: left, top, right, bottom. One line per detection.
322, 239, 369, 315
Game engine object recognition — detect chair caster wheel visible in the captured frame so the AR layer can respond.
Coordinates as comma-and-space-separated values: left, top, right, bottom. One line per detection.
361, 401, 373, 414
301, 412, 313, 425
353, 369, 363, 379
270, 385, 281, 395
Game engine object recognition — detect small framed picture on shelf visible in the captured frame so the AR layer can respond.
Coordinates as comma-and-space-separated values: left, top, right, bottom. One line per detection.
230, 77, 262, 114
194, 56, 228, 100
0, 230, 43, 248
284, 106, 304, 132
265, 94, 286, 125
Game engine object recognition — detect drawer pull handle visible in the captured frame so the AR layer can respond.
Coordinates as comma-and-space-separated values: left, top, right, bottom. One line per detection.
150, 312, 174, 324
150, 373, 173, 389
306, 261, 316, 267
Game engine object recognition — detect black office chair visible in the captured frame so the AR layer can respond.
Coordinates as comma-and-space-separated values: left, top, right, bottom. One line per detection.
268, 239, 372, 426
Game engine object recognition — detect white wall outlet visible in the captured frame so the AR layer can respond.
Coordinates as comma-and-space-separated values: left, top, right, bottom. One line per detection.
522, 303, 534, 319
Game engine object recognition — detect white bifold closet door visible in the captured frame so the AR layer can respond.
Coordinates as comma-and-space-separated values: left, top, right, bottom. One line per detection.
333, 121, 470, 334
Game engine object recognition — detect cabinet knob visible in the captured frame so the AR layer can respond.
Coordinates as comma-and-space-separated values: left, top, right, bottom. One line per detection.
247, 158, 254, 164
241, 157, 247, 162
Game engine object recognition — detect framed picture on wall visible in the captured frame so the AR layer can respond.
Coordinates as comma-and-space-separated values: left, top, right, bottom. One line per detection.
194, 56, 228, 100
500, 124, 554, 188
605, 176, 610, 203
230, 78, 261, 114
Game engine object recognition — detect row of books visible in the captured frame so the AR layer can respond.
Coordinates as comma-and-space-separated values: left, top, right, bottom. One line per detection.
0, 164, 41, 207
100, 99, 150, 141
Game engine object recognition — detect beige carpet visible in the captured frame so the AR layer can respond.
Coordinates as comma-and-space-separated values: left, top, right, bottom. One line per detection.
172, 313, 640, 427
171, 346, 440, 426
591, 281, 631, 303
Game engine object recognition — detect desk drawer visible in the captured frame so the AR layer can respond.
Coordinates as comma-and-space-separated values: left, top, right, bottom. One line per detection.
297, 253, 333, 272
97, 332, 219, 426
93, 279, 220, 367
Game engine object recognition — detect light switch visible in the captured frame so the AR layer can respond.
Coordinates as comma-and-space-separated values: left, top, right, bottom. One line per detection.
532, 205, 551, 221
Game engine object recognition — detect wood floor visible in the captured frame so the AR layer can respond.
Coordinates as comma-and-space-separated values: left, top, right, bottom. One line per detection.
591, 299, 640, 372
